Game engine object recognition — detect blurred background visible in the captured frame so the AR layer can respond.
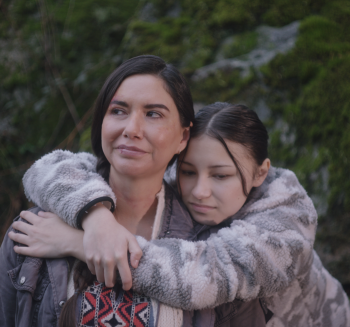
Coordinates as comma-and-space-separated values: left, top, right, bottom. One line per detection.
0, 0, 349, 294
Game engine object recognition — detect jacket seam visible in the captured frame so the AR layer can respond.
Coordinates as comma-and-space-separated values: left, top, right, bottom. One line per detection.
46, 261, 60, 319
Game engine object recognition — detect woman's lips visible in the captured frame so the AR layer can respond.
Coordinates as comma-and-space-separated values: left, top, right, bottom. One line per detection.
189, 202, 215, 214
116, 145, 147, 157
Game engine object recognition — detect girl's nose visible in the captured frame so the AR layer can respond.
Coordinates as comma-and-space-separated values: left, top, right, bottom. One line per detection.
122, 113, 143, 139
191, 176, 211, 200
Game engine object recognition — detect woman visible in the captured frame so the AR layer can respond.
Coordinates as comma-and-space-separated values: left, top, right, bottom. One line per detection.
0, 56, 266, 327
10, 100, 350, 325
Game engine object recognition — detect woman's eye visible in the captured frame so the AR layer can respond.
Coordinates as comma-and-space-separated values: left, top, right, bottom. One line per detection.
180, 169, 196, 176
146, 111, 161, 118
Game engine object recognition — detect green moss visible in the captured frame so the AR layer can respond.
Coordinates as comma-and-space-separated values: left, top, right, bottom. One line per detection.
125, 17, 192, 65
0, 0, 139, 229
210, 0, 263, 28
259, 2, 350, 285
218, 31, 258, 59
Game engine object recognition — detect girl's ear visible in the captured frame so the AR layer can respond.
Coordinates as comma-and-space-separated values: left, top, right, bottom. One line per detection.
252, 158, 270, 187
177, 122, 192, 154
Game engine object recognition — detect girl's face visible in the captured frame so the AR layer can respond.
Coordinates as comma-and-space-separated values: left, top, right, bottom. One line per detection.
179, 135, 268, 225
101, 74, 190, 180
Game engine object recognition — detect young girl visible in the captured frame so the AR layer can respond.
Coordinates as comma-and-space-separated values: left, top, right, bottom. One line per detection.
10, 103, 350, 326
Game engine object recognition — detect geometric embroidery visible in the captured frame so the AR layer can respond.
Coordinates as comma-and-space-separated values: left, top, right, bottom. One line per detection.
79, 281, 151, 327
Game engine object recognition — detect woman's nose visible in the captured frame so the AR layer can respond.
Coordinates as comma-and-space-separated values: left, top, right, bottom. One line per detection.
122, 113, 143, 139
191, 177, 211, 200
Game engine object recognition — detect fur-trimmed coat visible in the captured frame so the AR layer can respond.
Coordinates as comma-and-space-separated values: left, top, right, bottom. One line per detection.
23, 150, 350, 326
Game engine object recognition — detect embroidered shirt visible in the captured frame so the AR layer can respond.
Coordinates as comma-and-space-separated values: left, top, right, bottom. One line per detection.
79, 281, 151, 327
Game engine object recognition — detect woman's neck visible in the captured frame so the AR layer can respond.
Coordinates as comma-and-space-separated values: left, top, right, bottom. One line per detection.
109, 169, 164, 239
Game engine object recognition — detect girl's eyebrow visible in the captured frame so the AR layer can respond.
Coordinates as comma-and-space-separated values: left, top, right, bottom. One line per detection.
209, 165, 233, 168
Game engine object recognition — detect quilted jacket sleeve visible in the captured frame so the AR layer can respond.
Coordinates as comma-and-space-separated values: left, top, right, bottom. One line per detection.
22, 150, 116, 228
130, 167, 318, 310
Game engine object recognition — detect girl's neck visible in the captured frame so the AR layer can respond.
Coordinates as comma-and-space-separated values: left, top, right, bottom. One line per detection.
109, 169, 164, 239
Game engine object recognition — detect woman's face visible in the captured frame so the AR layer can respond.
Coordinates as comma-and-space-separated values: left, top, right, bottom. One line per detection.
102, 74, 189, 180
179, 135, 265, 225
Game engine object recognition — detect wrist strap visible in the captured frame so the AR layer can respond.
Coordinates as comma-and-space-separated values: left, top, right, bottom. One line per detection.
76, 197, 115, 230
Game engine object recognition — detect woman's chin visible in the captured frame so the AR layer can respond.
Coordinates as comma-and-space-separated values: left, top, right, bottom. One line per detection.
110, 162, 160, 179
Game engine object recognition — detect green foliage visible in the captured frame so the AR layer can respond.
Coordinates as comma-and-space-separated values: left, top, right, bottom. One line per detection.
259, 2, 350, 283
262, 10, 350, 211
190, 69, 260, 105
123, 0, 327, 73
218, 31, 258, 59
0, 0, 138, 231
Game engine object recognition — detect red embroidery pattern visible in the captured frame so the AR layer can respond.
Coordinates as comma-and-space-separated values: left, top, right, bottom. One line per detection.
79, 281, 151, 327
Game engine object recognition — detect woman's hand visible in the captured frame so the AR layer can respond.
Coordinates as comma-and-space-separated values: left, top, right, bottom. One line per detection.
81, 204, 143, 290
8, 211, 85, 261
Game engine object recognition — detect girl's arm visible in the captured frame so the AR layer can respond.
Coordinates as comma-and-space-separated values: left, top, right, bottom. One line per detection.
130, 168, 317, 310
22, 150, 142, 290
23, 150, 116, 229
22, 151, 317, 310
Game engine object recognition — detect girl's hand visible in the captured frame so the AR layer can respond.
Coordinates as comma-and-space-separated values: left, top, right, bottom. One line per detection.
8, 211, 85, 261
81, 204, 143, 290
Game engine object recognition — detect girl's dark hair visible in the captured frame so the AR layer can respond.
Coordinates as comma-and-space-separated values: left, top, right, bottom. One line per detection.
179, 102, 269, 196
91, 54, 194, 182
59, 55, 194, 327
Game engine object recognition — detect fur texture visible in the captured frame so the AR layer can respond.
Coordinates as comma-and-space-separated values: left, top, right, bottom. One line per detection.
23, 150, 116, 228
23, 151, 350, 326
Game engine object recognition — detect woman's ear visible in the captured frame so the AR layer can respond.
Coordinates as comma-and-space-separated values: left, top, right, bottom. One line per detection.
252, 158, 271, 187
177, 122, 192, 154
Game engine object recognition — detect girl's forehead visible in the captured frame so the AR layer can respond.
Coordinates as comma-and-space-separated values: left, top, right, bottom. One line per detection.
185, 136, 232, 164
184, 134, 254, 169
189, 135, 248, 157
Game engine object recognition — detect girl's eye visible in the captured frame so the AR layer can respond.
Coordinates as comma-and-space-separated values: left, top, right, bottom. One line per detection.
213, 174, 230, 180
146, 111, 161, 118
180, 169, 196, 176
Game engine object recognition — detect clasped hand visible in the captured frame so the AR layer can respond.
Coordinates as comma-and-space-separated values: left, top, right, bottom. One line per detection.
8, 206, 142, 290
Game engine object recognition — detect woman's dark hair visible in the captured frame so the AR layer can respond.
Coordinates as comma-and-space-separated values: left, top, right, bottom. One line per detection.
92, 54, 194, 182
179, 102, 269, 196
59, 55, 194, 327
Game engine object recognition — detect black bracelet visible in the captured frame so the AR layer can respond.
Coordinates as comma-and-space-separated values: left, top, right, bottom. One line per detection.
76, 197, 115, 230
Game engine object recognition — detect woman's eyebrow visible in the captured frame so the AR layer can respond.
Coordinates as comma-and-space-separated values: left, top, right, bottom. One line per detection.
144, 104, 169, 111
110, 100, 128, 107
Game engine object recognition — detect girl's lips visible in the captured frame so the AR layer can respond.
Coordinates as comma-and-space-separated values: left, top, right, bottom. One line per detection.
190, 202, 215, 214
116, 145, 147, 157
